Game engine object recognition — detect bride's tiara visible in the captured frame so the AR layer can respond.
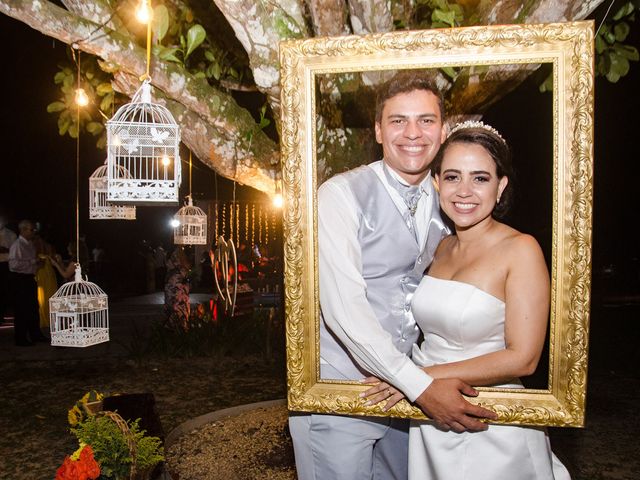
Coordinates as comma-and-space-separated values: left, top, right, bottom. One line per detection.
447, 120, 506, 144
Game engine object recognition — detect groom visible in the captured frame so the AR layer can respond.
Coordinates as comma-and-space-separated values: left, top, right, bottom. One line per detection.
289, 72, 496, 480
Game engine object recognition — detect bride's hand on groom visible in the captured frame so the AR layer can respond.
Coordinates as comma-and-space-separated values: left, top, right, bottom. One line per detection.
415, 378, 498, 433
360, 377, 405, 411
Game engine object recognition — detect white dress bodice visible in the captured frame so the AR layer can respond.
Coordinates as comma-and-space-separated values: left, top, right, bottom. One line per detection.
407, 275, 570, 480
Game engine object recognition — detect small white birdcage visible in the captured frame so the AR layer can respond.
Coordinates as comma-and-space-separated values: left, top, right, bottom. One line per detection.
89, 164, 136, 220
106, 79, 181, 205
173, 196, 208, 245
49, 265, 109, 347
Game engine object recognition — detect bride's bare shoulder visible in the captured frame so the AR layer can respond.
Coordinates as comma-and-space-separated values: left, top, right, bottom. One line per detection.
498, 226, 545, 264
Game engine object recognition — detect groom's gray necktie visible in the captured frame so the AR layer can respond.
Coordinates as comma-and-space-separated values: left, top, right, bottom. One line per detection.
383, 164, 423, 242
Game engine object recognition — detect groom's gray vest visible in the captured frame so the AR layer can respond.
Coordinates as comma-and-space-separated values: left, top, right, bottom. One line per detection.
320, 164, 449, 380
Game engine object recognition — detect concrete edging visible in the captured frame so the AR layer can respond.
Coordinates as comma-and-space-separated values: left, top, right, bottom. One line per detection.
165, 398, 287, 448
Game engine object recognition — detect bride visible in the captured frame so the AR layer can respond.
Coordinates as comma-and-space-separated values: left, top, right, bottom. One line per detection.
366, 122, 571, 479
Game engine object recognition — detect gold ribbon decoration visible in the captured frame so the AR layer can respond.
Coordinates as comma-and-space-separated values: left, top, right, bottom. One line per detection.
212, 235, 237, 317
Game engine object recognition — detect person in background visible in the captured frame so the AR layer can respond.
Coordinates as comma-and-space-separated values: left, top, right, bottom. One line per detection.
9, 219, 48, 346
32, 228, 58, 328
164, 247, 191, 331
51, 242, 79, 281
153, 244, 167, 291
0, 213, 17, 325
91, 243, 106, 276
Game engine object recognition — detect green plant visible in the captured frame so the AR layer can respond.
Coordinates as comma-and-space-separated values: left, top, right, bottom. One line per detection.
72, 415, 163, 479
47, 53, 124, 147
139, 302, 285, 361
595, 1, 639, 83
540, 1, 639, 91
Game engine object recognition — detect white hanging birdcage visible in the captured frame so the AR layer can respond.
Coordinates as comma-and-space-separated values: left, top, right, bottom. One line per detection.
173, 196, 208, 245
106, 79, 181, 205
89, 164, 136, 220
49, 265, 109, 347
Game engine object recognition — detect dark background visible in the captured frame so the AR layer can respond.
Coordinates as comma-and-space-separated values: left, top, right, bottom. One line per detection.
1, 8, 638, 298
0, 12, 268, 296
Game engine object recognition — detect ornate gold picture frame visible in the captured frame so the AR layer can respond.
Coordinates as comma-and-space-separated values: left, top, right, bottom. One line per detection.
280, 21, 594, 427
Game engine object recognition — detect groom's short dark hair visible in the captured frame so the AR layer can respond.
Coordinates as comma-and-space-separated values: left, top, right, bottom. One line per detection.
375, 72, 444, 123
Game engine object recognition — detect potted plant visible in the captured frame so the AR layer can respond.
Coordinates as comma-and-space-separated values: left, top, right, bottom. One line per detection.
58, 392, 164, 480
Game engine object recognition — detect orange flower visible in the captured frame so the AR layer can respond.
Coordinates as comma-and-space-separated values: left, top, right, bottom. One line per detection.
55, 445, 100, 480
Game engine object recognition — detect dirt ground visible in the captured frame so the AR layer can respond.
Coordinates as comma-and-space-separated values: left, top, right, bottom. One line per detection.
0, 354, 286, 479
0, 299, 639, 479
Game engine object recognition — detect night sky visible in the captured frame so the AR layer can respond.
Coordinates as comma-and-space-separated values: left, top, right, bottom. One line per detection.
1, 8, 639, 292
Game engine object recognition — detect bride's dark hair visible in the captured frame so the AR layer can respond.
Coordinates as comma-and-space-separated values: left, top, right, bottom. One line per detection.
431, 126, 514, 219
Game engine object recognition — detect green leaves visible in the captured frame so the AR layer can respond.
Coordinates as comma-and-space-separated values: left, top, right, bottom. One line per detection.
430, 0, 464, 28
258, 103, 271, 130
440, 66, 458, 80
153, 5, 170, 42
595, 1, 638, 83
47, 101, 66, 113
538, 73, 554, 93
154, 45, 182, 63
185, 24, 206, 60
86, 121, 104, 135
150, 21, 207, 66
48, 50, 126, 147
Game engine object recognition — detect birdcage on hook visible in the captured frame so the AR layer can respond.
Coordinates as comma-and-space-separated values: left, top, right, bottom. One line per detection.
173, 196, 207, 245
106, 79, 181, 205
89, 163, 136, 220
49, 265, 109, 347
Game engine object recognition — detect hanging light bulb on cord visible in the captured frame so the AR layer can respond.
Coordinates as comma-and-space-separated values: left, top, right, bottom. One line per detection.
75, 88, 89, 107
136, 0, 152, 24
273, 192, 283, 209
272, 171, 283, 209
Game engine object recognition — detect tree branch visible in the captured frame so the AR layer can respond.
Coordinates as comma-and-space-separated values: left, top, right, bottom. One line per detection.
213, 0, 310, 117
0, 0, 279, 192
113, 72, 278, 193
307, 0, 350, 36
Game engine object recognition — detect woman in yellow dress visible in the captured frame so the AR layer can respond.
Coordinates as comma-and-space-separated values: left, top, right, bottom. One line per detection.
33, 234, 58, 328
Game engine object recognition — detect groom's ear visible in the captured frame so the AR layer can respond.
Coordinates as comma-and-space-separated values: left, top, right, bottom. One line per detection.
440, 123, 448, 143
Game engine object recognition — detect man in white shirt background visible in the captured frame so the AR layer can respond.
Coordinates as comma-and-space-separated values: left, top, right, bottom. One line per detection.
289, 73, 496, 480
9, 219, 48, 346
0, 212, 17, 326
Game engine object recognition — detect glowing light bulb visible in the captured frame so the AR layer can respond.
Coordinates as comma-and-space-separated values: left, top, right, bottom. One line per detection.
112, 135, 121, 146
162, 155, 171, 166
170, 218, 180, 228
75, 88, 89, 106
273, 193, 283, 209
136, 0, 152, 23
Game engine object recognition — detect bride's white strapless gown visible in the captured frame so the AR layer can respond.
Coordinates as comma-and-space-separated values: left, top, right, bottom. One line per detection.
409, 276, 571, 480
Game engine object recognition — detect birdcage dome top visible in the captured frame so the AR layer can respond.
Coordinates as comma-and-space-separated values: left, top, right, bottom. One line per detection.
108, 80, 178, 126
175, 205, 206, 217
90, 163, 133, 179
51, 265, 107, 299
90, 164, 109, 178
175, 197, 206, 217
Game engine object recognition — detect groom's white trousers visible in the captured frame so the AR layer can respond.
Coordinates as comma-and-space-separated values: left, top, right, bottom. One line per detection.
289, 411, 409, 480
